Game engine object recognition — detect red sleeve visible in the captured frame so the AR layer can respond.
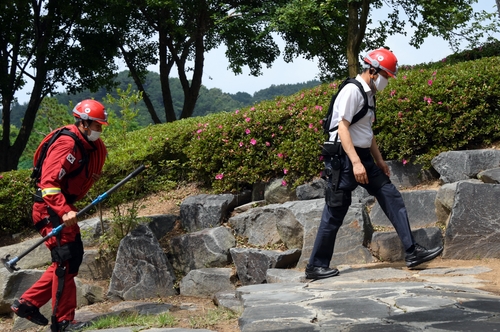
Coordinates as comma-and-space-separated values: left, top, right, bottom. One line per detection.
38, 135, 81, 217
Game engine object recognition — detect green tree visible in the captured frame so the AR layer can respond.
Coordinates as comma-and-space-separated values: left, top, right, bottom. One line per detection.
0, 0, 121, 172
272, 0, 500, 80
110, 0, 282, 124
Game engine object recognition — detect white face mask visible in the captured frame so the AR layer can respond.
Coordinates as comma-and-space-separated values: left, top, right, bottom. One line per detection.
374, 74, 388, 91
87, 130, 101, 141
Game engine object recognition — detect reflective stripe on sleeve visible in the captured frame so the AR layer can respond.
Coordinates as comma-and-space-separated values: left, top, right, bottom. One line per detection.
41, 188, 62, 197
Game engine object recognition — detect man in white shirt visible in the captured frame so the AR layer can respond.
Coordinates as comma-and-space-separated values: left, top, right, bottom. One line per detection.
306, 48, 443, 280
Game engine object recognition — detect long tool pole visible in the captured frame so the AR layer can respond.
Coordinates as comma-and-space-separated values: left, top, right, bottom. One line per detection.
1, 165, 146, 273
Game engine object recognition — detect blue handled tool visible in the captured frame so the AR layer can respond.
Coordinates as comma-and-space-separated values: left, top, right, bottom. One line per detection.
1, 165, 146, 273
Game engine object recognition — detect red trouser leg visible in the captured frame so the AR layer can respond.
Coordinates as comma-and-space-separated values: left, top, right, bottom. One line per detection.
21, 264, 54, 308
52, 261, 77, 322
21, 261, 77, 322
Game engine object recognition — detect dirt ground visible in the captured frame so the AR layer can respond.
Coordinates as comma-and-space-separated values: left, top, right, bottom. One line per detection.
2, 183, 500, 332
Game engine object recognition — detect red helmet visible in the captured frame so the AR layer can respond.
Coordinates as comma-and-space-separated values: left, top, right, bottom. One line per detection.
363, 48, 398, 78
72, 99, 108, 125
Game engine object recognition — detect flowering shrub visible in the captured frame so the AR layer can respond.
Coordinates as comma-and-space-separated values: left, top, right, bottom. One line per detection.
375, 56, 500, 166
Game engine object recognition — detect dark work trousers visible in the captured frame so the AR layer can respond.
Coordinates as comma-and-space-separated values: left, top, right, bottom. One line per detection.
308, 147, 415, 268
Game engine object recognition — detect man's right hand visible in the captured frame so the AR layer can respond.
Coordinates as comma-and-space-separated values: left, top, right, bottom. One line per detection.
353, 161, 368, 184
62, 211, 78, 227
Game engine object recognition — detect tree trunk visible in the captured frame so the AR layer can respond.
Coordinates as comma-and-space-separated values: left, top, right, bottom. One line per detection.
121, 46, 162, 124
346, 0, 370, 77
158, 30, 177, 123
179, 14, 205, 120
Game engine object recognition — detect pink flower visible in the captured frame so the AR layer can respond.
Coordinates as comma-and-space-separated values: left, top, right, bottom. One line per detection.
239, 141, 244, 147
250, 138, 257, 145
218, 125, 223, 129
438, 101, 443, 105
281, 180, 287, 186
442, 58, 447, 62
251, 107, 255, 111
402, 159, 408, 165
308, 123, 314, 129
403, 75, 407, 80
428, 80, 433, 86
245, 128, 251, 135
390, 90, 396, 97
277, 153, 284, 158
245, 117, 251, 122
427, 97, 432, 104
215, 173, 224, 180
315, 105, 323, 111
0, 175, 3, 179
197, 129, 203, 134
283, 169, 288, 174
433, 71, 437, 76
278, 126, 283, 130
235, 110, 239, 114
398, 111, 403, 118
149, 136, 152, 141
265, 141, 271, 147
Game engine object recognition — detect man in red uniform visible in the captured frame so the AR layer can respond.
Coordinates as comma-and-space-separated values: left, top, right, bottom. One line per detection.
11, 100, 108, 332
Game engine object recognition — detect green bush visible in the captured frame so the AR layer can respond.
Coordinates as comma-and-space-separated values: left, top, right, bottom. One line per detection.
376, 56, 500, 166
2, 53, 500, 235
0, 170, 33, 234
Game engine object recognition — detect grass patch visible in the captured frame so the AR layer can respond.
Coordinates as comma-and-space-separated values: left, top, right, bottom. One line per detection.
188, 307, 240, 329
83, 312, 177, 330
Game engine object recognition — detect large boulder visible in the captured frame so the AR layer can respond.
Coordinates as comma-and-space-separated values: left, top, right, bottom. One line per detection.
180, 194, 238, 232
179, 268, 236, 298
107, 224, 176, 300
264, 178, 297, 204
443, 182, 500, 259
229, 206, 300, 247
230, 248, 301, 285
431, 149, 500, 183
169, 226, 235, 275
386, 160, 437, 189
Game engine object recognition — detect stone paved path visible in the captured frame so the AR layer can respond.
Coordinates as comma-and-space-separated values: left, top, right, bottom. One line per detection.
33, 265, 500, 332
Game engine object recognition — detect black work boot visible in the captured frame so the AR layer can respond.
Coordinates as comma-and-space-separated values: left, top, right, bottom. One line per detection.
55, 320, 89, 331
305, 265, 340, 279
405, 243, 443, 268
11, 298, 49, 326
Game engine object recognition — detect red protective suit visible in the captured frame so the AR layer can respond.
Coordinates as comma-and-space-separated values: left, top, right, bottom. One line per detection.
21, 124, 107, 323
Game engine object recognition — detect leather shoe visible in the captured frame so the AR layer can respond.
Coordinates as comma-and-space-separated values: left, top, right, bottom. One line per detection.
405, 243, 443, 268
305, 265, 339, 279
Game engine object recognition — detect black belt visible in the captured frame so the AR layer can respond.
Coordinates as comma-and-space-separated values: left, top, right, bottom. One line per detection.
34, 206, 60, 232
33, 188, 44, 202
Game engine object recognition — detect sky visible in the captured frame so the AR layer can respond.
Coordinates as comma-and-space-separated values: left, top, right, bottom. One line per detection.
14, 1, 499, 103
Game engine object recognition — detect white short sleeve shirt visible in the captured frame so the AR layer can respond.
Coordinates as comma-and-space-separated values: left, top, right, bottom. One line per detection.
328, 75, 375, 148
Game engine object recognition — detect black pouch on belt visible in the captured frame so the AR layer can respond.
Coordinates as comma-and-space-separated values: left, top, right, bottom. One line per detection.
321, 141, 344, 157
325, 186, 344, 207
324, 152, 345, 207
